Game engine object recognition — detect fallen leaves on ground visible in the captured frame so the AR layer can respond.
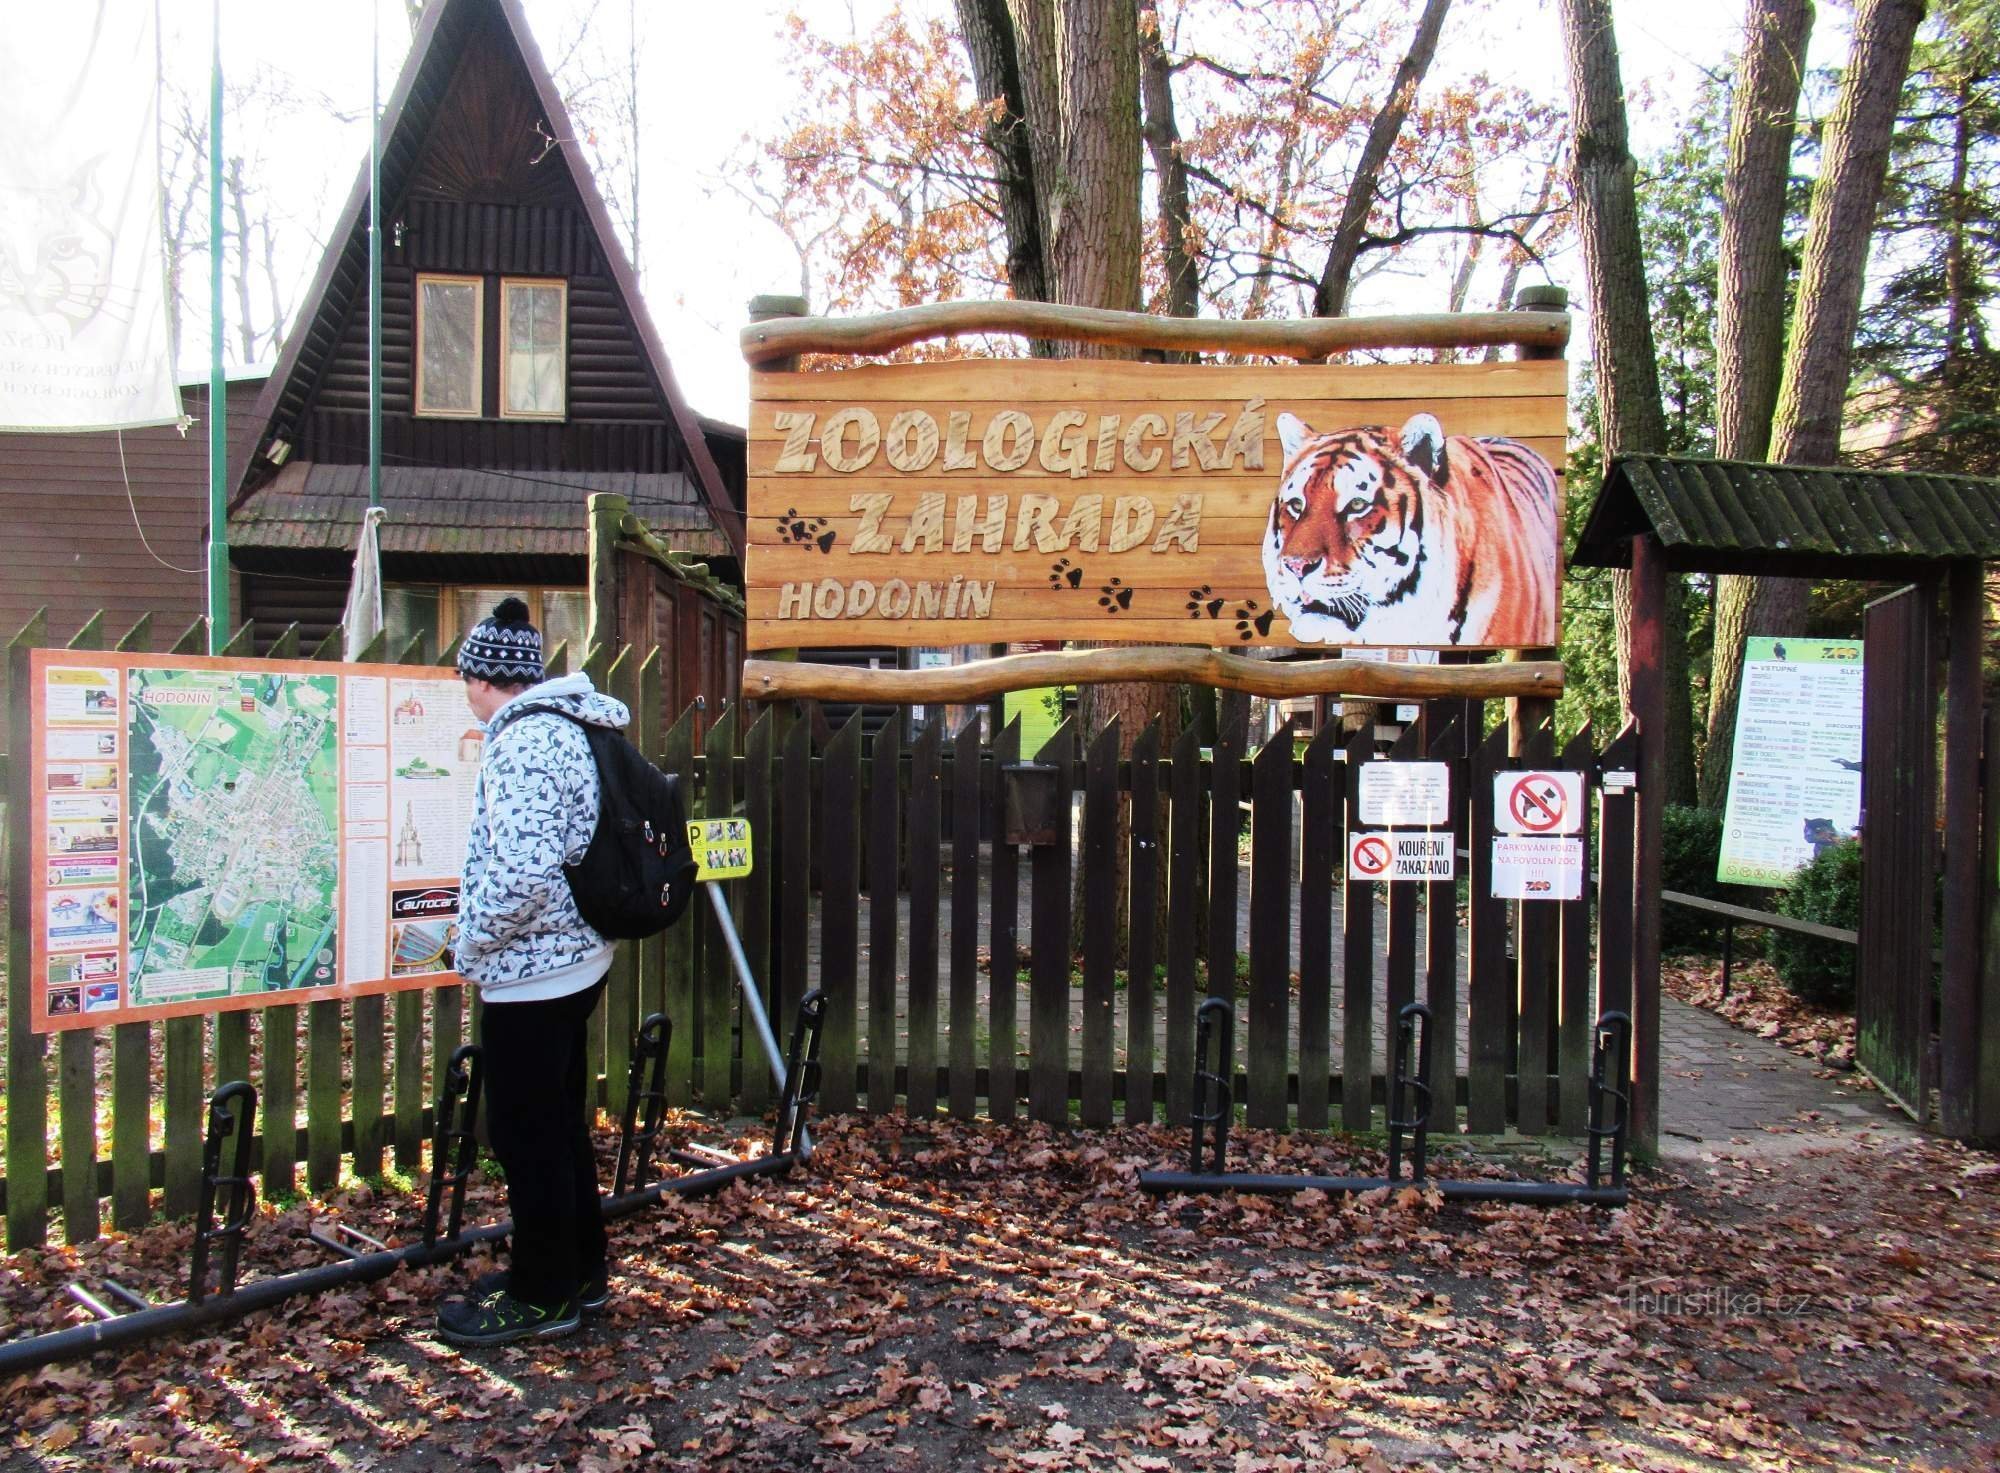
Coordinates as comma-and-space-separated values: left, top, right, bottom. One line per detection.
1664, 955, 1858, 1071
0, 1111, 1993, 1471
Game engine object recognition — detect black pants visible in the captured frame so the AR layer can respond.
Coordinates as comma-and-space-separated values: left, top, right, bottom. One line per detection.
479, 977, 608, 1309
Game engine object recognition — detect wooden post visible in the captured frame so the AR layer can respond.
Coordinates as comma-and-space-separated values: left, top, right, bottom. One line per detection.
747, 294, 811, 375
1627, 533, 1667, 1159
585, 493, 629, 658
1979, 704, 2000, 1141
1939, 561, 1982, 1136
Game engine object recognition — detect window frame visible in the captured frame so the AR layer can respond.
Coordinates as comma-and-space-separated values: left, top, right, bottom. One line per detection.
498, 277, 568, 422
440, 586, 588, 663
413, 272, 486, 420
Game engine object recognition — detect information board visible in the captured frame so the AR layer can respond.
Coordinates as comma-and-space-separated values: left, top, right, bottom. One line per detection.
1717, 637, 1864, 886
1356, 761, 1450, 827
29, 650, 482, 1032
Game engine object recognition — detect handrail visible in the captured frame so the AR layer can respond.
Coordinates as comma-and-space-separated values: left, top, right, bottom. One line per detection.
741, 300, 1570, 365
743, 648, 1562, 705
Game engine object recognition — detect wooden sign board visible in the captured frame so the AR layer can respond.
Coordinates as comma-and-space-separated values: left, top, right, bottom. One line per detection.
746, 358, 1565, 651
28, 649, 482, 1032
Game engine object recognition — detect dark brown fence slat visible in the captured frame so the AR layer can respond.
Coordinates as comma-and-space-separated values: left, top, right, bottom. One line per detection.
988, 718, 1021, 1123
1515, 720, 1558, 1135
661, 705, 696, 1107
949, 719, 982, 1121
635, 651, 666, 1041
778, 715, 812, 1107
1208, 694, 1248, 1096
1384, 722, 1421, 1035
906, 720, 942, 1119
1978, 706, 2000, 1141
1559, 722, 1597, 1133
602, 647, 642, 1119
158, 616, 211, 1221
1079, 718, 1120, 1127
703, 704, 740, 1109
1164, 723, 1203, 1130
740, 709, 775, 1115
1424, 714, 1464, 1134
1595, 724, 1638, 1027
1466, 721, 1510, 1133
581, 645, 612, 1098
867, 721, 902, 1114
1342, 727, 1375, 1131
1029, 718, 1076, 1126
1247, 725, 1293, 1129
820, 712, 862, 1115
1125, 720, 1162, 1125
1297, 724, 1338, 1132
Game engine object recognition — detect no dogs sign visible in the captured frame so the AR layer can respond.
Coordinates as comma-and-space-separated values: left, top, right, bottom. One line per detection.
1494, 770, 1585, 835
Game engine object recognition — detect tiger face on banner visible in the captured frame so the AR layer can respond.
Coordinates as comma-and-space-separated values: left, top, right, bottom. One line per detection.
746, 358, 1565, 650
1261, 412, 1559, 647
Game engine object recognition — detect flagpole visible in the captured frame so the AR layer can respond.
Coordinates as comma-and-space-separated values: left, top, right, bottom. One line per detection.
368, 0, 382, 514
207, 0, 228, 654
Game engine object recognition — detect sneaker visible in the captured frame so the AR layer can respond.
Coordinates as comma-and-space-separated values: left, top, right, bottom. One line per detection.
436, 1289, 581, 1347
472, 1269, 610, 1313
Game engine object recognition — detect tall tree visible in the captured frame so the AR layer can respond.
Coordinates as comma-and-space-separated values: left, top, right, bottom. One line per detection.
1557, 0, 1698, 802
1703, 0, 1815, 811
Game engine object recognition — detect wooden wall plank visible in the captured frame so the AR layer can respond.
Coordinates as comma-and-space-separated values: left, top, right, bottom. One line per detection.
987, 718, 1021, 1123
819, 714, 862, 1114
1028, 718, 1076, 1125
1246, 725, 1293, 1129
906, 720, 942, 1119
1125, 720, 1161, 1125
1079, 718, 1120, 1127
1342, 726, 1375, 1131
1164, 724, 1202, 1130
867, 721, 902, 1113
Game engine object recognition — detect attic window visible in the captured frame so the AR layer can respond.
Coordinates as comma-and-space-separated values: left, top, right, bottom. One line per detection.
501, 278, 566, 420
415, 274, 482, 418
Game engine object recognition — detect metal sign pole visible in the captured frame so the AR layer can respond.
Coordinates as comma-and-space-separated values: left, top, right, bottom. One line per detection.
702, 881, 809, 1153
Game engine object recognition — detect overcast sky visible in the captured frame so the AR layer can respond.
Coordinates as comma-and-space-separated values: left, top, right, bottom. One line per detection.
140, 0, 1856, 422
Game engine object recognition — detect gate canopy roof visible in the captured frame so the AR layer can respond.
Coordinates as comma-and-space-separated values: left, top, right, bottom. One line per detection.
1572, 455, 2000, 579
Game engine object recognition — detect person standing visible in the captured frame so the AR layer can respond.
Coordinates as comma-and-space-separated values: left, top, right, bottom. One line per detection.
435, 597, 624, 1347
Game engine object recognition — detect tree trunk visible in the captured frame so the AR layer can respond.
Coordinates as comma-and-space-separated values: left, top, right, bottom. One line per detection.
1702, 0, 1815, 811
1140, 2, 1196, 325
1314, 0, 1455, 317
1558, 0, 1697, 799
954, 0, 1051, 317
1770, 0, 1929, 465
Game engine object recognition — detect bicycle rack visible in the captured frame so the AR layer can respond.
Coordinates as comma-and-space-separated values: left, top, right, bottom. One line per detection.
614, 1013, 673, 1197
1189, 997, 1233, 1174
188, 1082, 259, 1303
773, 988, 826, 1158
1140, 1001, 1632, 1207
422, 1044, 484, 1248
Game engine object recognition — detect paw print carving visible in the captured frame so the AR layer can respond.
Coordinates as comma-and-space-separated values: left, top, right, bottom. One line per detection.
1185, 584, 1225, 619
1048, 557, 1084, 589
1097, 578, 1132, 613
1232, 600, 1275, 642
778, 509, 836, 553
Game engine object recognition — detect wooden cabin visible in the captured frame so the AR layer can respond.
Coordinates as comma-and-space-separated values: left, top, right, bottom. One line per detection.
226, 0, 743, 725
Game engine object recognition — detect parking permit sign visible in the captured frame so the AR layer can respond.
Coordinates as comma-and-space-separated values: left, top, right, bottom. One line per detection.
1356, 761, 1450, 826
1495, 770, 1585, 835
1490, 836, 1584, 900
1348, 830, 1455, 882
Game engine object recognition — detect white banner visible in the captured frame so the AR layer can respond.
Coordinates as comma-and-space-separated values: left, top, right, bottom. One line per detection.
0, 1, 182, 431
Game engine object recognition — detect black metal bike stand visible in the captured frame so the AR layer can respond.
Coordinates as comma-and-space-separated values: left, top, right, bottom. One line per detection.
1139, 1001, 1633, 1207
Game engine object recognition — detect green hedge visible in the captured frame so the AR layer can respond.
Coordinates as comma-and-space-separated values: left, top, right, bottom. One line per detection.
1659, 805, 1730, 953
1768, 839, 1862, 1007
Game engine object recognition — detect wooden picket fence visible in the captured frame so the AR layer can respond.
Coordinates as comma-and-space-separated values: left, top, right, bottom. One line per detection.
3, 610, 1643, 1248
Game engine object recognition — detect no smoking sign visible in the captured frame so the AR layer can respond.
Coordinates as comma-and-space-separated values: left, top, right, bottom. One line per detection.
1493, 770, 1585, 835
1347, 830, 1454, 882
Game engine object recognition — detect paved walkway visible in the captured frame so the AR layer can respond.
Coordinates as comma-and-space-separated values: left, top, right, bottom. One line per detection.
1657, 994, 1920, 1165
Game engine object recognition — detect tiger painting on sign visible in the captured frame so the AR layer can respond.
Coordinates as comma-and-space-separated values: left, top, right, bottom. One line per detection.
1261, 412, 1560, 646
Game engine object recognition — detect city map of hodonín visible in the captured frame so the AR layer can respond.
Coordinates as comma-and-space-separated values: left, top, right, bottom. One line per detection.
126, 668, 339, 1006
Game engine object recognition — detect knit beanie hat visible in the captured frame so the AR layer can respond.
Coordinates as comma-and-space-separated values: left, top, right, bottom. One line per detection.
457, 597, 544, 685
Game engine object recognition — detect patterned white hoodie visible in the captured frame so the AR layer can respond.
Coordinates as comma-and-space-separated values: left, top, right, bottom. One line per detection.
456, 673, 627, 1000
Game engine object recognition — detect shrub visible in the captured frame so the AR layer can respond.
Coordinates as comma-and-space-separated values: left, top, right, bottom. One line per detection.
1658, 804, 1730, 952
1767, 838, 1861, 1007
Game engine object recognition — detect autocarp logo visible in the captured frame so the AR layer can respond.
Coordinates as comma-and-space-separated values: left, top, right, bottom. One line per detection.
391, 886, 460, 919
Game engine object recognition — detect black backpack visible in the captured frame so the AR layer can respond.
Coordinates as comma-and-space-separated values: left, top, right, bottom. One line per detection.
539, 711, 700, 939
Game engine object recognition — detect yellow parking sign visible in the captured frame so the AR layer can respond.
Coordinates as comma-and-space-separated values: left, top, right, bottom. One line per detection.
687, 818, 753, 880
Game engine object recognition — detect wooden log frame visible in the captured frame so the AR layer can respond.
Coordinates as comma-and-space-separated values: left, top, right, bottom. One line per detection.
742, 301, 1571, 365
745, 647, 1561, 706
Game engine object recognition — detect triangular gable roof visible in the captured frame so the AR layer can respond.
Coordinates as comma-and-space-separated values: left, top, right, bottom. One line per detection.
231, 0, 741, 560
1572, 454, 2000, 580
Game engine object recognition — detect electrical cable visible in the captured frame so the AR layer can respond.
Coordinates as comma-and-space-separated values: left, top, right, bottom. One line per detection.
119, 430, 207, 574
